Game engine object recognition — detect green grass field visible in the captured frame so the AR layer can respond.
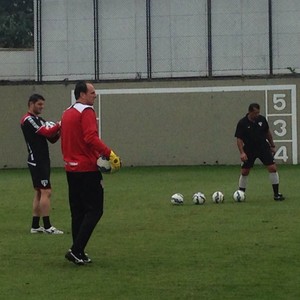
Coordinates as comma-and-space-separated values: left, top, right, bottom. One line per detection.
0, 165, 299, 300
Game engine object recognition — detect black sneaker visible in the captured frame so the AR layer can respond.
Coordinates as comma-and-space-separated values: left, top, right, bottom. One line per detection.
274, 193, 285, 201
82, 253, 92, 263
65, 250, 84, 265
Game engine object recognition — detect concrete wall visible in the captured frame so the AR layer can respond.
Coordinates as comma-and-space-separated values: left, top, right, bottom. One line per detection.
1, 77, 299, 169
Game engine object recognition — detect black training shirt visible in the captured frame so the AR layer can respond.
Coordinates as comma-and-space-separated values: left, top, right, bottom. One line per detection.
20, 113, 50, 164
235, 114, 270, 151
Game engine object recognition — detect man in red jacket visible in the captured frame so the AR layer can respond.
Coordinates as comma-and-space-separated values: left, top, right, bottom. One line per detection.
61, 81, 121, 265
21, 94, 63, 234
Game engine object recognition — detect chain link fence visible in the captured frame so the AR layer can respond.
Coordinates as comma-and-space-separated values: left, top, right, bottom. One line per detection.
0, 0, 299, 81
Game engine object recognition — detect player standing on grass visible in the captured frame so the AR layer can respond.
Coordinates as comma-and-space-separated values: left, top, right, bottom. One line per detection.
21, 94, 64, 234
61, 81, 121, 265
235, 102, 285, 201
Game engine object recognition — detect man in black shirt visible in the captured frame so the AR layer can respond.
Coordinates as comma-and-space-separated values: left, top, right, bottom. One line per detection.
234, 103, 284, 201
21, 94, 64, 233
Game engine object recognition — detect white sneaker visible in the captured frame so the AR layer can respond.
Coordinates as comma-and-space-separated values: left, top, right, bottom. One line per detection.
44, 226, 64, 234
30, 226, 45, 233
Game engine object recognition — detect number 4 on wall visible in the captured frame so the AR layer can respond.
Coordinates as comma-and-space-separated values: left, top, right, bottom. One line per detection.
274, 146, 288, 162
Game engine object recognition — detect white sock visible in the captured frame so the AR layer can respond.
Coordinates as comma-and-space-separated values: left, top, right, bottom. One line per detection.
239, 175, 248, 190
269, 172, 279, 185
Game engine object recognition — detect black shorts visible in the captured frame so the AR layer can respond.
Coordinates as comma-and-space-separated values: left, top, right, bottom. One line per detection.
28, 160, 51, 189
242, 146, 275, 169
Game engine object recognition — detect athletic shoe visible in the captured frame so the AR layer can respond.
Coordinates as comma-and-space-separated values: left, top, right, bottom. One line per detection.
65, 251, 84, 265
44, 226, 64, 234
30, 226, 45, 234
67, 249, 92, 263
82, 253, 92, 263
274, 193, 285, 201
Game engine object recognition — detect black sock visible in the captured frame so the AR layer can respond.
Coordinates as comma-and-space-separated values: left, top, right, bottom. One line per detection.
272, 184, 279, 195
32, 216, 40, 229
43, 216, 51, 229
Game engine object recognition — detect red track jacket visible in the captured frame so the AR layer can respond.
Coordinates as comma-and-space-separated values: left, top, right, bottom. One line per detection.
61, 102, 111, 172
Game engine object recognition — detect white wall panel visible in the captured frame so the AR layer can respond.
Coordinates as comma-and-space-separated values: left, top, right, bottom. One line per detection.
212, 0, 269, 76
151, 0, 207, 78
273, 0, 300, 74
41, 0, 94, 81
0, 51, 35, 80
98, 0, 147, 80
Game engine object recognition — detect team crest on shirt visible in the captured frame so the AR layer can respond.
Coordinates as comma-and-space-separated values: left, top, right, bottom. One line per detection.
41, 180, 48, 187
258, 122, 262, 126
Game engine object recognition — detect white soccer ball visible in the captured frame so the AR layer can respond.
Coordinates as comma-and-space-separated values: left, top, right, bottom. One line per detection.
212, 191, 224, 203
233, 190, 246, 202
45, 121, 56, 128
171, 193, 184, 205
192, 192, 206, 205
97, 156, 112, 173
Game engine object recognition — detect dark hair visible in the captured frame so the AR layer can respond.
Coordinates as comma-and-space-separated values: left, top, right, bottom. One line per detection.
28, 94, 45, 106
248, 103, 260, 112
74, 81, 88, 100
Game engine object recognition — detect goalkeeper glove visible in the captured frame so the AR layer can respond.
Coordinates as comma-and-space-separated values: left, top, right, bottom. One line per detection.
109, 150, 121, 173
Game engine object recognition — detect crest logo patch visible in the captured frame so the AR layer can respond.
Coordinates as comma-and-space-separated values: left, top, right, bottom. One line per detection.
41, 180, 48, 187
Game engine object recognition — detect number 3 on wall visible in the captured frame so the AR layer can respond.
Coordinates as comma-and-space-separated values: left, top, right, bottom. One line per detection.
272, 119, 288, 161
273, 119, 287, 137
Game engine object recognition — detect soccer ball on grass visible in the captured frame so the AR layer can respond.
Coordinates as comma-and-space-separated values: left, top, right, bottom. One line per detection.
192, 192, 206, 205
171, 193, 184, 205
212, 191, 224, 203
233, 190, 246, 202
